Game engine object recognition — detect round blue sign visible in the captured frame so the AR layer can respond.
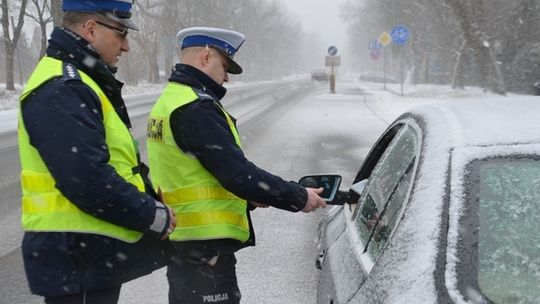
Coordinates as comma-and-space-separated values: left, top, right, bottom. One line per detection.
328, 45, 338, 56
390, 25, 410, 45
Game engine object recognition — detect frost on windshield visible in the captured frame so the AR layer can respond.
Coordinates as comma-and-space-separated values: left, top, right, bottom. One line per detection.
476, 160, 540, 303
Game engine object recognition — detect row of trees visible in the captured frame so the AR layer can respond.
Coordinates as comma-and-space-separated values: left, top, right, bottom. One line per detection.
4, 0, 539, 94
1, 0, 61, 90
119, 0, 320, 84
343, 0, 540, 94
1, 0, 323, 90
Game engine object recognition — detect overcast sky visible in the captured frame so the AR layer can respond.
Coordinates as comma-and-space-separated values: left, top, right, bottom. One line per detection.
281, 0, 349, 57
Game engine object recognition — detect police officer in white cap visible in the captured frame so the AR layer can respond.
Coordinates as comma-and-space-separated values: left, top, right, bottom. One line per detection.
146, 27, 326, 304
19, 1, 176, 303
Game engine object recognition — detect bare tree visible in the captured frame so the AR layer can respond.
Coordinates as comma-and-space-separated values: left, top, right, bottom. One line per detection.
160, 0, 185, 73
343, 0, 511, 94
239, 0, 303, 80
444, 0, 505, 94
1, 0, 29, 90
26, 0, 52, 58
50, 0, 61, 26
497, 0, 540, 93
108, 0, 310, 83
130, 0, 163, 83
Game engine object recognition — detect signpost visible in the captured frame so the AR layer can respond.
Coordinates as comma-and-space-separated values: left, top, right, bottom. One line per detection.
376, 32, 392, 89
325, 56, 341, 66
390, 25, 410, 96
369, 26, 411, 93
325, 45, 340, 93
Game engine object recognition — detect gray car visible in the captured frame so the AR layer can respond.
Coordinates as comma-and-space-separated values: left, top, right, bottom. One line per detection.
308, 99, 540, 304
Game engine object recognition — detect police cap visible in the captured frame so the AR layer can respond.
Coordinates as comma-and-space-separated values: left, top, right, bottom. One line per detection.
177, 27, 246, 75
63, 0, 138, 30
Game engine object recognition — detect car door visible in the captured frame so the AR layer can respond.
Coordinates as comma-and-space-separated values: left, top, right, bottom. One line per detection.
317, 120, 420, 304
351, 121, 419, 274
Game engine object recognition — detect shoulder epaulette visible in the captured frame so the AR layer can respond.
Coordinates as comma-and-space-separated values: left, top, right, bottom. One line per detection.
62, 62, 81, 81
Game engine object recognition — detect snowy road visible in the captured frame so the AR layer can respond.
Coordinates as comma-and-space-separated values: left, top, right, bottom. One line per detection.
0, 78, 416, 304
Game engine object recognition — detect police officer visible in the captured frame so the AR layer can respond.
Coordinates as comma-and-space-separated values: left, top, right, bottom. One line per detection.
146, 27, 327, 304
18, 1, 176, 303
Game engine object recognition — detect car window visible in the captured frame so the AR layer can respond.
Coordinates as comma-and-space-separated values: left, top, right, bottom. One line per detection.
459, 158, 540, 303
354, 124, 418, 261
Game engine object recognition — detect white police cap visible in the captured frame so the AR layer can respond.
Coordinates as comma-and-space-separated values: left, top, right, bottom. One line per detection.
62, 0, 138, 30
177, 27, 245, 74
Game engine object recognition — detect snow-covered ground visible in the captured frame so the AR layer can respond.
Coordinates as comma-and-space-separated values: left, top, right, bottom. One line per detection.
0, 80, 281, 133
0, 77, 514, 134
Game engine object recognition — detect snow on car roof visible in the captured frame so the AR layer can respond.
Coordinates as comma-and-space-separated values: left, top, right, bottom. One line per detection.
408, 97, 540, 148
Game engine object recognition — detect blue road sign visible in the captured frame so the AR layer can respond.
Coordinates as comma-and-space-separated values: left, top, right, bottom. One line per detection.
369, 40, 383, 50
390, 25, 410, 45
328, 45, 338, 56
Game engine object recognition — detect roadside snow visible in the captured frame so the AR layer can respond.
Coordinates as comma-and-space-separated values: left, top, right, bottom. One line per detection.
0, 85, 22, 110
0, 82, 166, 134
122, 83, 166, 96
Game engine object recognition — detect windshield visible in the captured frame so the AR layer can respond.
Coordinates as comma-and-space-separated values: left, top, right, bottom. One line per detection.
459, 158, 540, 303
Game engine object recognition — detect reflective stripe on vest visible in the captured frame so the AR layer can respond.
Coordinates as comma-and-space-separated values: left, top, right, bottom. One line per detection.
147, 82, 249, 242
18, 56, 145, 243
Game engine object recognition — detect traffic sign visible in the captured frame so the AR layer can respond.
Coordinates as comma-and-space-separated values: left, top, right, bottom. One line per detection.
369, 40, 383, 50
328, 45, 338, 56
370, 49, 381, 60
378, 32, 391, 46
390, 25, 410, 45
325, 55, 341, 66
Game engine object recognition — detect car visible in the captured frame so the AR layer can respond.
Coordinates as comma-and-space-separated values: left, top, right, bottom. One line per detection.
533, 82, 540, 95
304, 99, 540, 303
312, 70, 330, 82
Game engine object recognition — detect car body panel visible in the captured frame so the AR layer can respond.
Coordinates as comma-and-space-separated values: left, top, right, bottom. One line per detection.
318, 206, 372, 304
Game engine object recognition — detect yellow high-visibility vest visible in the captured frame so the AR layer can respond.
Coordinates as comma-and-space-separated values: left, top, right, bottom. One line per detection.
147, 82, 249, 242
18, 56, 145, 243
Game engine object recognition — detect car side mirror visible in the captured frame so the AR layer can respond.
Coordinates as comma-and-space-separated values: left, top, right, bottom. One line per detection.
298, 175, 342, 203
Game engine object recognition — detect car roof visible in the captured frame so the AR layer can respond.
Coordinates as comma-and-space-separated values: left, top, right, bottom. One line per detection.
404, 97, 540, 148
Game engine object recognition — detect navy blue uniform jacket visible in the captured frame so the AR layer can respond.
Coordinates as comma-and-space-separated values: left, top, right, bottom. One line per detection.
20, 27, 170, 296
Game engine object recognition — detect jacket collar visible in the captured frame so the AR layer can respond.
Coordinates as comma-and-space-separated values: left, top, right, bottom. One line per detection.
168, 64, 227, 101
46, 27, 132, 128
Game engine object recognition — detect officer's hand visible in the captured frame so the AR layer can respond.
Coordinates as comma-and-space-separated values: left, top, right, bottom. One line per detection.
161, 206, 177, 240
302, 187, 327, 213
